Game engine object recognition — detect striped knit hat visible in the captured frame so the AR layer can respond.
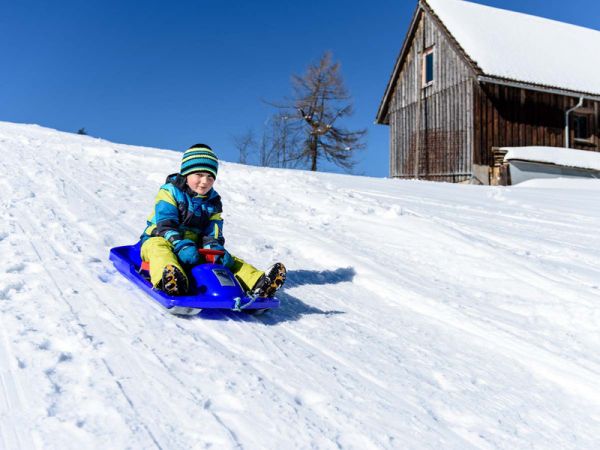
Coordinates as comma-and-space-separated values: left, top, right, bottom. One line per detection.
180, 144, 219, 178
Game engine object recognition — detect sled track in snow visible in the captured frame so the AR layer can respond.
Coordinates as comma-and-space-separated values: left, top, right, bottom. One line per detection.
0, 317, 36, 449
6, 141, 407, 447
10, 144, 253, 448
4, 126, 600, 448
9, 196, 166, 447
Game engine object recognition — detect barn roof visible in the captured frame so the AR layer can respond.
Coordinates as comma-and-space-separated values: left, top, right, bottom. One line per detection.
376, 0, 600, 123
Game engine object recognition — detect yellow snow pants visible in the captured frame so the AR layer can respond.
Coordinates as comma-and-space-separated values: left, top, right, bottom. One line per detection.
140, 236, 264, 292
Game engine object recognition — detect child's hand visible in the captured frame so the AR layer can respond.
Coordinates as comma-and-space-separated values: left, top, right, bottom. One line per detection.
215, 250, 233, 268
173, 239, 201, 266
203, 243, 233, 268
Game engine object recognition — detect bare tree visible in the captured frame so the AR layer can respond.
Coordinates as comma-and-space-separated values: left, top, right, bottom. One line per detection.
258, 128, 271, 167
279, 52, 366, 172
240, 113, 301, 168
264, 112, 302, 168
232, 130, 255, 164
236, 52, 363, 171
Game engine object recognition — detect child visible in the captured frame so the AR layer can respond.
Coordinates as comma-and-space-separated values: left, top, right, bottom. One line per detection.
140, 143, 286, 297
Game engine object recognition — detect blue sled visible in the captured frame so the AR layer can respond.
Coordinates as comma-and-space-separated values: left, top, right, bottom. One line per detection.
109, 242, 280, 315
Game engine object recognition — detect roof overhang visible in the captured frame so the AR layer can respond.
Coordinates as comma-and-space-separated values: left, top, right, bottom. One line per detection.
375, 0, 482, 125
376, 0, 600, 126
477, 75, 600, 102
375, 4, 423, 125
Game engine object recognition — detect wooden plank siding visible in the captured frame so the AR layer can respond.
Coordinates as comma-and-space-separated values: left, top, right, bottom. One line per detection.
473, 83, 600, 165
384, 4, 600, 183
388, 10, 474, 182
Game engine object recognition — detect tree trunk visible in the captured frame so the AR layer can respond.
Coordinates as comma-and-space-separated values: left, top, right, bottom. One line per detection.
310, 136, 318, 171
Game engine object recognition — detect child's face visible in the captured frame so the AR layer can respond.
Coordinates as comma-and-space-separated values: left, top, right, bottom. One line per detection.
186, 171, 215, 195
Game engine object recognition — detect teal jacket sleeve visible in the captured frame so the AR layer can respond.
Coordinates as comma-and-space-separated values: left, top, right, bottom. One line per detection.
154, 185, 183, 243
201, 197, 225, 249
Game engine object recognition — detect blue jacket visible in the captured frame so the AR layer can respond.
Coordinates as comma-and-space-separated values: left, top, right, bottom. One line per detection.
141, 174, 224, 249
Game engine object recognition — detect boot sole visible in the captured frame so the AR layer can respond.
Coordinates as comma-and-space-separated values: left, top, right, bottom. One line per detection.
162, 265, 187, 295
261, 263, 286, 298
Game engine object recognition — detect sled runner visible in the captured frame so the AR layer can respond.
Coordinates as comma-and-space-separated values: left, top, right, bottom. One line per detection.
109, 242, 280, 316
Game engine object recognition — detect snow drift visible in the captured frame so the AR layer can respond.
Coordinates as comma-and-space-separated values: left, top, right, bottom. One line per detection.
1, 122, 600, 449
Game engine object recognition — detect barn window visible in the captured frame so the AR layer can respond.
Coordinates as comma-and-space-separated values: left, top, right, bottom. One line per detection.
573, 114, 592, 141
423, 47, 434, 87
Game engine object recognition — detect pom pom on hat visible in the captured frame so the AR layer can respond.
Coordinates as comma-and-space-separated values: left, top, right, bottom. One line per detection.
180, 144, 219, 178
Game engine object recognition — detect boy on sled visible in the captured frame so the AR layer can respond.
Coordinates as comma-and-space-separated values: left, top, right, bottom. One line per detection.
140, 144, 286, 298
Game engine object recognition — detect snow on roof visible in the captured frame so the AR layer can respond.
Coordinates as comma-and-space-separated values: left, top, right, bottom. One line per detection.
426, 0, 600, 96
503, 146, 600, 171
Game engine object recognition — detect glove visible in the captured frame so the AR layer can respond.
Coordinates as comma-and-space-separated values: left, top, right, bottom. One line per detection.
218, 250, 234, 268
203, 243, 234, 268
173, 239, 200, 266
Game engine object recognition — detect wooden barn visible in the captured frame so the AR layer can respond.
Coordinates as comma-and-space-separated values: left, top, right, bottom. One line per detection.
376, 0, 600, 183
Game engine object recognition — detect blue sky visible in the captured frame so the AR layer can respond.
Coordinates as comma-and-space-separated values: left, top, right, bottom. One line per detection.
2, 0, 599, 177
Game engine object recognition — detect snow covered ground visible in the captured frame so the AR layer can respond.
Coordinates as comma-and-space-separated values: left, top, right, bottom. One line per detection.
1, 121, 600, 449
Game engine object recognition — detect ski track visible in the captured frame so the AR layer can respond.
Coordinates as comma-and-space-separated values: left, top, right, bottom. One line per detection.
8, 134, 407, 448
54, 137, 405, 446
10, 144, 252, 448
11, 192, 167, 447
0, 320, 37, 450
1, 123, 600, 448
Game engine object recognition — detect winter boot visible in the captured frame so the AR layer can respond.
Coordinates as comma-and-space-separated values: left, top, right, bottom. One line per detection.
161, 264, 188, 295
252, 263, 286, 298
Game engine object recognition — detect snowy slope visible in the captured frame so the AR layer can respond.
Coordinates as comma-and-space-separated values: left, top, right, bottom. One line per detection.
1, 122, 600, 449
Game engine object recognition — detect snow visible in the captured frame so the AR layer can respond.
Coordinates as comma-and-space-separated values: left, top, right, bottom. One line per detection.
1, 121, 600, 449
503, 146, 600, 171
426, 0, 600, 96
515, 177, 600, 190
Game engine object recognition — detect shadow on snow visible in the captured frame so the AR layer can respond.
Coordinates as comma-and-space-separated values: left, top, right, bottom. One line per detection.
191, 267, 356, 324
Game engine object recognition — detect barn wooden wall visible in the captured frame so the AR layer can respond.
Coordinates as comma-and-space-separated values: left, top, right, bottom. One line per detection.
388, 11, 474, 182
474, 84, 600, 166
386, 7, 599, 183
